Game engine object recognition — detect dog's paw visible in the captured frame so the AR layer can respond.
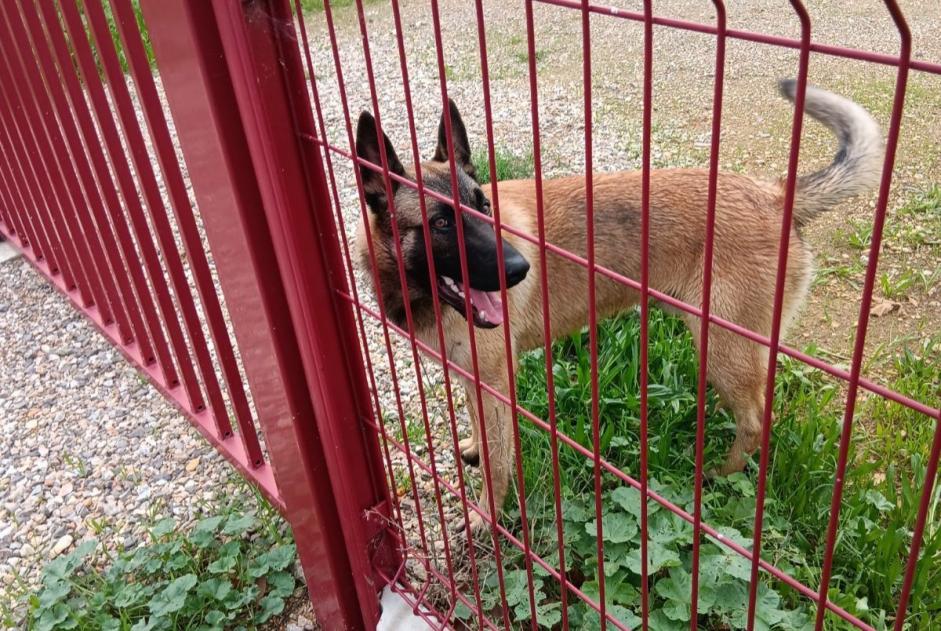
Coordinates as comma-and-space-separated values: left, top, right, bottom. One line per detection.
459, 437, 479, 467
454, 511, 490, 538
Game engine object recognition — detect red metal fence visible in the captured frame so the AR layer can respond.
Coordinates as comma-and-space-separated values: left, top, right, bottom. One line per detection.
1, 1, 939, 630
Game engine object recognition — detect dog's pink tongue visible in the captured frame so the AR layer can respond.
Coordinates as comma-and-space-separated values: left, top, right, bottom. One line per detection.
469, 289, 504, 325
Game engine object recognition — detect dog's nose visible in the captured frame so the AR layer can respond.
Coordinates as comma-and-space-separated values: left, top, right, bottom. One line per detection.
503, 243, 530, 287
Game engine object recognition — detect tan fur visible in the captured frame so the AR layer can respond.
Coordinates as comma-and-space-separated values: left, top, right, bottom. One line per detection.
355, 84, 882, 531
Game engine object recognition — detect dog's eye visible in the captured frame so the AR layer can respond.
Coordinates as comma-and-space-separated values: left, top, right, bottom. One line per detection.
431, 216, 451, 231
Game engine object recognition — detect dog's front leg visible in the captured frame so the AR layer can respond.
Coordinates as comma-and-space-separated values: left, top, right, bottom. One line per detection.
461, 369, 514, 534
459, 384, 480, 467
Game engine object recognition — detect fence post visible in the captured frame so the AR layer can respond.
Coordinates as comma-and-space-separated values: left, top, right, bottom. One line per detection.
143, 1, 397, 628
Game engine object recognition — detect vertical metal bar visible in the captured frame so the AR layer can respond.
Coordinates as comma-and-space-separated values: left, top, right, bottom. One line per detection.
19, 0, 132, 340
206, 0, 396, 626
813, 3, 911, 628
522, 1, 572, 628
580, 2, 609, 628
35, 0, 166, 370
290, 0, 404, 520
108, 0, 262, 464
3, 1, 121, 331
79, 0, 230, 434
0, 119, 45, 263
471, 2, 540, 627
144, 1, 383, 624
289, 6, 414, 604
0, 160, 15, 235
746, 2, 811, 627
57, 0, 200, 405
893, 409, 941, 630
690, 1, 726, 627
342, 0, 488, 612
0, 32, 74, 289
0, 144, 29, 247
747, 0, 810, 631
0, 14, 97, 309
638, 2, 654, 628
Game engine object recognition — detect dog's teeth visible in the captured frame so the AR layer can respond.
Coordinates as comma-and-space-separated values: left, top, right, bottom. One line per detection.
479, 312, 488, 323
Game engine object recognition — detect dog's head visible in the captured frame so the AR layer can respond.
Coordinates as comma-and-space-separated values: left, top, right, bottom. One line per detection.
355, 100, 529, 328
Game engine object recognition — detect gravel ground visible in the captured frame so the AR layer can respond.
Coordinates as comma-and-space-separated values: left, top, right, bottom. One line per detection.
0, 257, 241, 606
1, 0, 938, 626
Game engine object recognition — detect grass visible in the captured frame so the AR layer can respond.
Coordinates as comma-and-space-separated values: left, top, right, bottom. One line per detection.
448, 151, 941, 629
71, 0, 155, 75
61, 452, 90, 478
299, 0, 376, 12
862, 336, 941, 473
879, 270, 917, 300
895, 185, 941, 251
835, 219, 874, 251
472, 148, 535, 185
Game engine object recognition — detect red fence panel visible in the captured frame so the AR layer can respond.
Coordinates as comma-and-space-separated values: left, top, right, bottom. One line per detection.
280, 0, 941, 629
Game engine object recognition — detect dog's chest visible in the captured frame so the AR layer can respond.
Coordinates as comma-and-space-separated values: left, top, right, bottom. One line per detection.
414, 310, 475, 370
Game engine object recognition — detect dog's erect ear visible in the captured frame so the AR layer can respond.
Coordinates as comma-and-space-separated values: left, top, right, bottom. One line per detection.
433, 99, 477, 181
356, 111, 405, 215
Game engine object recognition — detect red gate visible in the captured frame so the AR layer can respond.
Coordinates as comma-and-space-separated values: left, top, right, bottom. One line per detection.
1, 1, 939, 630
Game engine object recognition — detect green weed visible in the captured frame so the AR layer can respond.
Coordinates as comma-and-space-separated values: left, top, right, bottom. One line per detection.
22, 506, 296, 631
879, 270, 916, 300
391, 414, 427, 451
892, 185, 941, 252
898, 185, 941, 222
814, 258, 865, 288
863, 337, 941, 472
61, 452, 89, 478
837, 219, 874, 251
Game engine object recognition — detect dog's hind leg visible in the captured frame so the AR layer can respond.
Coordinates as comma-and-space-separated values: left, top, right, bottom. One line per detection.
716, 335, 769, 475
684, 315, 769, 475
716, 380, 766, 475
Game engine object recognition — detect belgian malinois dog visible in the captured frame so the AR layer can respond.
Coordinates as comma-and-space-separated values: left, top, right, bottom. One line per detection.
355, 81, 883, 531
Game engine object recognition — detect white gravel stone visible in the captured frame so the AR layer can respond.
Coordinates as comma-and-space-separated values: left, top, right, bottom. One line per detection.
49, 535, 73, 558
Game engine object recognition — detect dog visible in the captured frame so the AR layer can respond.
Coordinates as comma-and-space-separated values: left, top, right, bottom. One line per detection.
355, 80, 883, 531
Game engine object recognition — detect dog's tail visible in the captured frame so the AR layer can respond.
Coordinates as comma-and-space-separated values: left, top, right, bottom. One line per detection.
778, 79, 884, 227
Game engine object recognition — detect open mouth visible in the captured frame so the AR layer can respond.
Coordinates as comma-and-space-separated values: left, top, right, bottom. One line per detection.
436, 275, 504, 328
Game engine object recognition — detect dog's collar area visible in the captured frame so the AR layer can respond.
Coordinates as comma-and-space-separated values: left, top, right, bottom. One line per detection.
437, 275, 504, 328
